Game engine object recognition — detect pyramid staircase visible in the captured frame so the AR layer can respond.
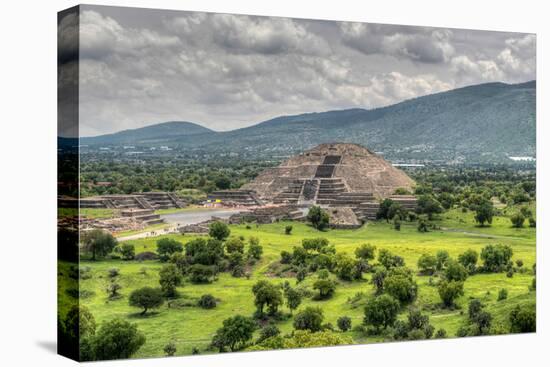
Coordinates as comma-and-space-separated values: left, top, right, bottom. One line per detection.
273, 180, 305, 204
316, 178, 347, 205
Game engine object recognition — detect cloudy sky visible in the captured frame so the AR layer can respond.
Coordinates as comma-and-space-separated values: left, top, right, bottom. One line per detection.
67, 5, 535, 136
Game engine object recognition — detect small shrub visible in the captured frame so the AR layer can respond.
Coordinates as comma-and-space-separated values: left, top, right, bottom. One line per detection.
417, 219, 429, 232
435, 328, 447, 338
510, 213, 525, 228
164, 341, 176, 356
198, 294, 217, 309
106, 281, 122, 299
108, 268, 120, 278
120, 243, 136, 260
509, 304, 536, 332
135, 251, 158, 261
257, 324, 280, 343
337, 316, 352, 332
285, 225, 293, 235
79, 266, 92, 280
497, 288, 508, 301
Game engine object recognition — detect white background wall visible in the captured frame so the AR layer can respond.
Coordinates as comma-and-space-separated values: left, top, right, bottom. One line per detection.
0, 0, 547, 366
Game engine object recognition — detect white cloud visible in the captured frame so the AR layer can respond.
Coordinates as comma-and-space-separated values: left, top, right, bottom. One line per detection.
77, 7, 536, 135
340, 23, 455, 63
80, 10, 180, 60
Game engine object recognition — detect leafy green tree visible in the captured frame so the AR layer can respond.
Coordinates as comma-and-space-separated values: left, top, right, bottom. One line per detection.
388, 203, 405, 221
247, 237, 263, 260
510, 213, 525, 228
355, 244, 376, 262
377, 199, 394, 221
393, 215, 402, 231
302, 237, 331, 252
417, 254, 437, 275
63, 305, 96, 341
285, 225, 293, 235
393, 308, 435, 340
438, 192, 455, 209
215, 176, 231, 190
384, 270, 418, 304
188, 264, 217, 283
334, 253, 357, 280
307, 206, 330, 230
337, 316, 352, 332
474, 201, 494, 226
169, 252, 188, 274
438, 280, 464, 308
129, 287, 164, 315
468, 299, 483, 321
257, 325, 281, 343
363, 294, 400, 332
378, 249, 405, 269
228, 252, 245, 277
252, 280, 283, 315
416, 195, 443, 220
472, 311, 493, 335
82, 229, 118, 260
313, 278, 336, 299
480, 244, 513, 272
90, 319, 146, 360
156, 238, 183, 262
211, 315, 257, 352
444, 260, 469, 282
120, 243, 135, 260
293, 307, 324, 332
159, 264, 183, 297
371, 266, 387, 295
509, 304, 536, 333
225, 237, 245, 254
280, 250, 292, 264
209, 221, 230, 241
435, 250, 450, 271
284, 286, 302, 314
296, 267, 307, 283
458, 249, 478, 273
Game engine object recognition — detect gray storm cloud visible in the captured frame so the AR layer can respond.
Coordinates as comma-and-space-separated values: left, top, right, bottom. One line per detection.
75, 5, 536, 136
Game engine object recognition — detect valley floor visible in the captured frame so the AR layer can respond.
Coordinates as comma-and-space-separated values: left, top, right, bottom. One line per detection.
63, 209, 536, 358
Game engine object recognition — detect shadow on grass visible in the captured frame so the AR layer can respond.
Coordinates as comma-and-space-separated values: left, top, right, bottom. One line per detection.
127, 311, 162, 319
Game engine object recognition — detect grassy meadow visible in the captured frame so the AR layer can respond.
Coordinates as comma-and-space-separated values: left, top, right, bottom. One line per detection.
62, 207, 536, 358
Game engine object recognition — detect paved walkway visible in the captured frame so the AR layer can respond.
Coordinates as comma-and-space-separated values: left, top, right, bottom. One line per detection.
117, 208, 242, 242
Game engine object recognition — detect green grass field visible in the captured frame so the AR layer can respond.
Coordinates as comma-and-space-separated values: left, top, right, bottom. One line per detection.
68, 209, 536, 358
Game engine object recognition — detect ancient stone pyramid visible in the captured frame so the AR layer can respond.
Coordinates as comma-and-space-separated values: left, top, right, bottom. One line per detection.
242, 143, 415, 205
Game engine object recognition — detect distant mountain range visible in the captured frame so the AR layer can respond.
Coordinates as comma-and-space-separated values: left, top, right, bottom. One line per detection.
80, 121, 213, 145
80, 81, 536, 163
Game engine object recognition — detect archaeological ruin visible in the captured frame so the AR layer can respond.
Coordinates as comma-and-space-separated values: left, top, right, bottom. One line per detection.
80, 191, 186, 210
210, 143, 418, 225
